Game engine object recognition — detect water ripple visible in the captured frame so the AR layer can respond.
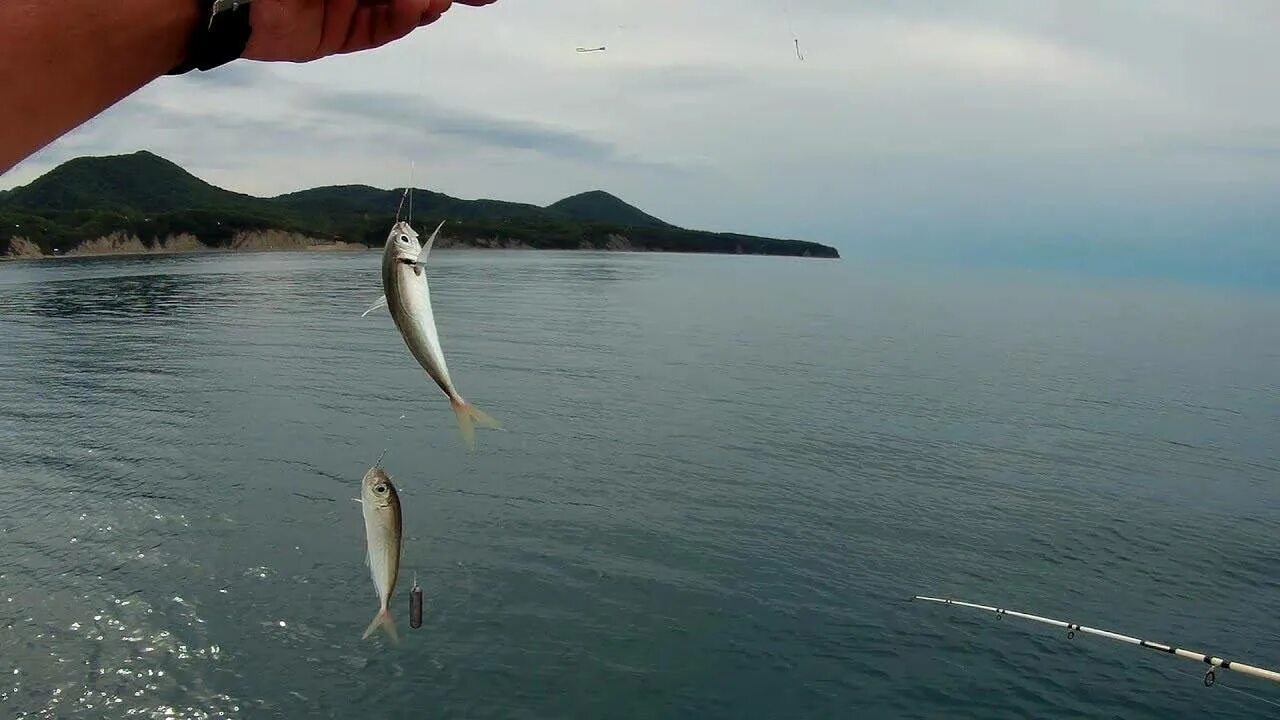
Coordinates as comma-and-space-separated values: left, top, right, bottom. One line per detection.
0, 252, 1277, 718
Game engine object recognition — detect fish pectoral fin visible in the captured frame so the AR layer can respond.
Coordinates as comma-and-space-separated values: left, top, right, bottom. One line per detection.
360, 295, 388, 318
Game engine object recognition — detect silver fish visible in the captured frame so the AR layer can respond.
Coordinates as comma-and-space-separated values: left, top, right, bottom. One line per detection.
359, 464, 401, 642
377, 220, 499, 451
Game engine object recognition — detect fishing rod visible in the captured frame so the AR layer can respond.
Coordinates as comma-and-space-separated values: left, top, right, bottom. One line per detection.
914, 596, 1280, 688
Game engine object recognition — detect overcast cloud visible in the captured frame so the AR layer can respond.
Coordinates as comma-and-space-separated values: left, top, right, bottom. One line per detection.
4, 1, 1278, 282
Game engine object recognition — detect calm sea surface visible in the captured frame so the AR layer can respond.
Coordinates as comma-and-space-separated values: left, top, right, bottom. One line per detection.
0, 250, 1277, 719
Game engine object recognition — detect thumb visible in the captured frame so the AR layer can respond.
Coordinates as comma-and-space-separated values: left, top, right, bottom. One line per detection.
418, 0, 451, 26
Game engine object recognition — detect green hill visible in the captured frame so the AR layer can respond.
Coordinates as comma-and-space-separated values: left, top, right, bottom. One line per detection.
3, 151, 256, 214
547, 190, 669, 228
0, 151, 839, 259
272, 185, 548, 224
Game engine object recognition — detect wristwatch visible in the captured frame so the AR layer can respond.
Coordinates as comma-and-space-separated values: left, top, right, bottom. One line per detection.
167, 0, 254, 75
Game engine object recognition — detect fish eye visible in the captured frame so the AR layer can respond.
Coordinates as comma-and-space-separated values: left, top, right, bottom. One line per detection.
374, 485, 387, 494
398, 236, 409, 244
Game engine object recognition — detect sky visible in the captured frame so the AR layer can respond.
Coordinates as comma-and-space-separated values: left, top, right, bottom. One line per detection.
4, 1, 1279, 284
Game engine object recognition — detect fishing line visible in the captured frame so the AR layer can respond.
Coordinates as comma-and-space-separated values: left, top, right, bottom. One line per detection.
395, 187, 410, 223
1208, 680, 1280, 709
783, 0, 804, 61
422, 485, 609, 510
1161, 667, 1280, 710
397, 19, 433, 230
922, 616, 984, 675
910, 595, 987, 677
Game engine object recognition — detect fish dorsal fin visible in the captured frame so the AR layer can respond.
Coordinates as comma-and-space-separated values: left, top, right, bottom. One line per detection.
420, 221, 445, 263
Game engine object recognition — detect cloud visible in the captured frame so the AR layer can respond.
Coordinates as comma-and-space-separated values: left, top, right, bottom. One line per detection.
304, 89, 624, 163
2, 0, 1279, 283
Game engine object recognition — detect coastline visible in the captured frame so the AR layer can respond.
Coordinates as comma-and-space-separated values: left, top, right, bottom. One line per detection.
1, 232, 371, 262
0, 243, 371, 262
3, 233, 839, 262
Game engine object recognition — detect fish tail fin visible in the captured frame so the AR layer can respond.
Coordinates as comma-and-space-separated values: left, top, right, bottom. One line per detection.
450, 397, 501, 452
361, 607, 399, 644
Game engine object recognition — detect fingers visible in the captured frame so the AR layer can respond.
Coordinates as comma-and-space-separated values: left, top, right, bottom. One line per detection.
382, 0, 436, 44
407, 0, 444, 29
356, 0, 494, 50
319, 0, 362, 57
417, 0, 450, 26
418, 0, 495, 26
335, 0, 427, 54
349, 5, 380, 51
245, 0, 489, 61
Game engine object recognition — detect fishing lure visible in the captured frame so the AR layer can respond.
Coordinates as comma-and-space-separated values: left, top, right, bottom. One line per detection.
409, 574, 424, 629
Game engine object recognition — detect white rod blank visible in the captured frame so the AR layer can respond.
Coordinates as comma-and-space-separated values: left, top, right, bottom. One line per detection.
914, 596, 1280, 686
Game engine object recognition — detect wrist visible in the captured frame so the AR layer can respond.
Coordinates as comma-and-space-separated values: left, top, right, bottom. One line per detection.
153, 0, 204, 74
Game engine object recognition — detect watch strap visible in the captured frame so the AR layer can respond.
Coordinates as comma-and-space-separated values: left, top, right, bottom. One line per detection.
167, 0, 253, 75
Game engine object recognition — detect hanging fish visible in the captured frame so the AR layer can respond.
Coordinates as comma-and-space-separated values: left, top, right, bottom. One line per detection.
368, 220, 500, 451
359, 463, 402, 642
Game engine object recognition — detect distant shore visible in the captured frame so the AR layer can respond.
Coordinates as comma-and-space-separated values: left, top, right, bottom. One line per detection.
1, 152, 841, 260
0, 244, 369, 262
0, 230, 379, 261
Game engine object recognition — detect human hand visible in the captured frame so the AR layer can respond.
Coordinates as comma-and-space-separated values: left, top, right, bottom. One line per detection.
243, 0, 497, 63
